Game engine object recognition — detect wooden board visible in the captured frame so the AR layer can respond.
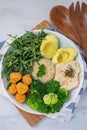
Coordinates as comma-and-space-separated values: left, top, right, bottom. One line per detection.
16, 20, 51, 127
16, 106, 45, 127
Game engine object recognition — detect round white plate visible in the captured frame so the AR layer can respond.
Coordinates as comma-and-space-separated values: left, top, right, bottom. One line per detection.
0, 29, 84, 115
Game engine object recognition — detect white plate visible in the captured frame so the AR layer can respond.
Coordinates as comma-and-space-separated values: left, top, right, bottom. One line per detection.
0, 29, 84, 115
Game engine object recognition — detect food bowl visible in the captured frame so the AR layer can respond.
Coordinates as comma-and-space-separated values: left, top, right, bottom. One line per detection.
0, 29, 84, 115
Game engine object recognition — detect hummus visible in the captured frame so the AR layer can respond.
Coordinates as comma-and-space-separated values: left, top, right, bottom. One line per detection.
54, 60, 81, 91
32, 58, 55, 83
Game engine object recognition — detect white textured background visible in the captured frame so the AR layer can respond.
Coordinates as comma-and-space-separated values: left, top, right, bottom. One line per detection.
0, 0, 87, 130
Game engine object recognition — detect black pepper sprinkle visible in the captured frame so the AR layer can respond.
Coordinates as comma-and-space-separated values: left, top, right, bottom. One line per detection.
64, 65, 75, 78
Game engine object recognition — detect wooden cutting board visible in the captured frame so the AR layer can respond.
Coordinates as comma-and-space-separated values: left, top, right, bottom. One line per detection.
16, 20, 51, 127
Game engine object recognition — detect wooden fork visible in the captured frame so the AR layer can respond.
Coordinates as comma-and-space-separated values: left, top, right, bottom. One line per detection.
69, 1, 87, 56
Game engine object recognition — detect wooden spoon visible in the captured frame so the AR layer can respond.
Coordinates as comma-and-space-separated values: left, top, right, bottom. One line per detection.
50, 5, 80, 44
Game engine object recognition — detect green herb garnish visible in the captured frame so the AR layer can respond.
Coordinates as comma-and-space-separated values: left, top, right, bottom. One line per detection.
36, 64, 46, 77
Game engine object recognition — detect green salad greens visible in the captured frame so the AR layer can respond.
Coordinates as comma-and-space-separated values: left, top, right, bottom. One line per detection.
2, 30, 47, 79
26, 79, 69, 114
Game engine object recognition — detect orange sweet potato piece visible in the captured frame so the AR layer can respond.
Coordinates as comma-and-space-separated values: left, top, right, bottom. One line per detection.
8, 83, 17, 95
22, 74, 32, 85
15, 93, 26, 103
10, 72, 22, 83
16, 82, 29, 94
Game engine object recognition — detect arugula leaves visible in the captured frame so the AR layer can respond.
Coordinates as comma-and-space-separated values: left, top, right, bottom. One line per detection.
2, 30, 47, 79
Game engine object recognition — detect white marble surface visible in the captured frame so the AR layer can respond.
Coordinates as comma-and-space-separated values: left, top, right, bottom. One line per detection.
0, 0, 87, 129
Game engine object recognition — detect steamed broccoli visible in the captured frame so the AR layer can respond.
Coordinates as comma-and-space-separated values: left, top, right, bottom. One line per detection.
26, 93, 51, 113
45, 80, 60, 93
38, 102, 51, 114
58, 88, 69, 103
26, 79, 69, 114
26, 93, 42, 110
51, 100, 63, 113
30, 79, 46, 98
43, 93, 58, 105
26, 92, 62, 114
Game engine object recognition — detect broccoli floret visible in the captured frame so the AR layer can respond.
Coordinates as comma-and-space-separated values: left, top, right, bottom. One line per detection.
58, 88, 69, 103
38, 102, 51, 114
51, 100, 63, 113
26, 93, 51, 113
26, 93, 42, 110
45, 80, 60, 93
43, 93, 63, 113
43, 93, 58, 105
30, 79, 46, 98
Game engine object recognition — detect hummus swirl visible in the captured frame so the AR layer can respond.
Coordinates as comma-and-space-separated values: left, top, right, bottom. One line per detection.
54, 60, 81, 91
